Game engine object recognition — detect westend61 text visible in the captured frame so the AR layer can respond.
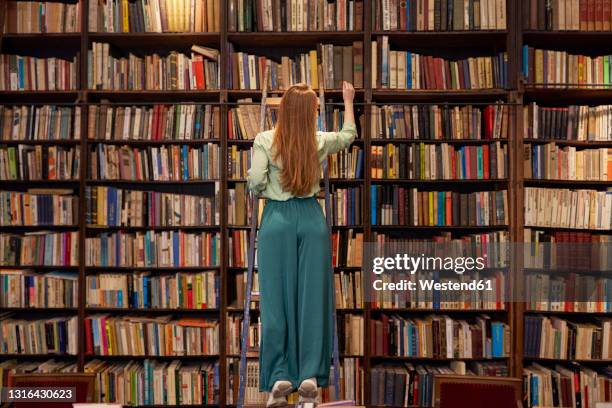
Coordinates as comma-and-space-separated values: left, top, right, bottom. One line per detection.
372, 279, 494, 291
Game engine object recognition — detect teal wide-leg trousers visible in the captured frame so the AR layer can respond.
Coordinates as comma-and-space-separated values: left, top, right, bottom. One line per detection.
257, 196, 334, 392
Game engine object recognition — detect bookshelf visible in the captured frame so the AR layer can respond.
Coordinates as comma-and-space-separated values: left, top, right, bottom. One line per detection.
1, 0, 610, 407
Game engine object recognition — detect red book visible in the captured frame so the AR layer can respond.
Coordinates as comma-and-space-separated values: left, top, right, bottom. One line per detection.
596, 0, 603, 29
580, 0, 588, 29
400, 0, 408, 29
193, 56, 205, 90
484, 106, 494, 139
84, 318, 93, 354
445, 191, 452, 225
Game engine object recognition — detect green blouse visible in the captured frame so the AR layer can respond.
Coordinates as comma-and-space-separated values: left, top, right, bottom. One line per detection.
246, 122, 358, 201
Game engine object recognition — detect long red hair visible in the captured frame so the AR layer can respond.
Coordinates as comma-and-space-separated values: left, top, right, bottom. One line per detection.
272, 83, 320, 196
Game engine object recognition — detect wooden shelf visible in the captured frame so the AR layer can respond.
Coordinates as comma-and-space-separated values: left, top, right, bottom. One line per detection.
0, 225, 79, 231
372, 89, 509, 102
0, 139, 80, 146
86, 225, 221, 231
228, 31, 364, 47
370, 138, 509, 145
524, 87, 612, 103
86, 307, 220, 313
523, 138, 612, 146
523, 357, 612, 364
370, 225, 509, 230
523, 179, 612, 187
372, 178, 509, 184
370, 355, 509, 361
370, 308, 507, 313
88, 32, 221, 48
86, 179, 220, 185
0, 91, 80, 102
85, 266, 221, 272
87, 90, 221, 102
85, 354, 220, 359
88, 139, 222, 145
372, 30, 508, 48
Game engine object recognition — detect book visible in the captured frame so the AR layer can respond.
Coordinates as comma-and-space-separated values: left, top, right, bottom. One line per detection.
371, 104, 510, 140
524, 143, 610, 181
88, 42, 220, 90
85, 186, 220, 227
88, 0, 220, 32
0, 54, 78, 90
524, 187, 612, 230
523, 103, 612, 142
85, 271, 219, 309
226, 315, 261, 354
371, 313, 510, 359
370, 142, 507, 180
1, 106, 82, 141
524, 364, 612, 408
524, 315, 612, 360
373, 0, 507, 30
87, 104, 220, 141
523, 46, 612, 88
228, 0, 363, 32
4, 0, 81, 33
525, 272, 612, 313
522, 0, 612, 30
85, 231, 220, 267
85, 359, 219, 405
370, 186, 509, 226
375, 37, 508, 89
0, 231, 79, 266
0, 312, 78, 354
84, 314, 219, 356
88, 143, 220, 181
0, 189, 78, 226
228, 42, 363, 90
0, 269, 78, 308
0, 144, 80, 180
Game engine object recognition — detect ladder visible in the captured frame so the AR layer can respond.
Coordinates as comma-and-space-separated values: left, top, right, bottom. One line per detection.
236, 67, 341, 408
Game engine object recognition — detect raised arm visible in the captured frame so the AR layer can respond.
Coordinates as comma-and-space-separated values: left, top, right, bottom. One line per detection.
321, 81, 358, 154
247, 134, 269, 194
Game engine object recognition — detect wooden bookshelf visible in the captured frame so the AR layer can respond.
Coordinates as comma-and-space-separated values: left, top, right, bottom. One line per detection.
1, 0, 611, 406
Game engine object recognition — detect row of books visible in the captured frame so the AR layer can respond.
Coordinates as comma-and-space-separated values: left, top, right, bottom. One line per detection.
0, 313, 77, 354
525, 273, 612, 313
226, 315, 259, 354
84, 314, 219, 356
85, 186, 220, 227
1, 106, 82, 141
523, 0, 612, 31
370, 142, 507, 180
88, 104, 221, 141
523, 228, 611, 271
228, 42, 364, 90
370, 186, 509, 226
523, 47, 612, 88
524, 187, 612, 230
84, 359, 220, 405
372, 271, 507, 310
523, 103, 612, 141
85, 231, 220, 267
88, 0, 221, 33
374, 0, 507, 31
89, 143, 221, 181
524, 315, 612, 360
88, 43, 220, 90
0, 232, 79, 266
0, 360, 77, 385
227, 146, 252, 180
0, 190, 78, 226
374, 37, 508, 89
0, 145, 80, 180
524, 364, 612, 408
229, 0, 363, 32
0, 269, 78, 308
524, 144, 610, 181
371, 314, 510, 358
86, 271, 219, 309
370, 104, 510, 140
329, 146, 364, 179
226, 358, 363, 405
5, 0, 80, 33
0, 54, 78, 91
332, 229, 363, 267
371, 362, 508, 407
371, 230, 510, 268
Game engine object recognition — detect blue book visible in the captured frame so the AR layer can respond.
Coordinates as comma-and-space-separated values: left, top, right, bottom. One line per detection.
533, 145, 539, 178
173, 232, 179, 266
143, 276, 149, 308
182, 145, 188, 180
243, 55, 250, 89
460, 148, 467, 179
371, 185, 377, 225
531, 374, 539, 406
407, 52, 412, 89
492, 322, 503, 357
355, 150, 363, 179
18, 57, 25, 90
522, 46, 528, 79
101, 234, 108, 266
406, 0, 411, 29
477, 147, 483, 179
144, 231, 151, 267
382, 37, 389, 87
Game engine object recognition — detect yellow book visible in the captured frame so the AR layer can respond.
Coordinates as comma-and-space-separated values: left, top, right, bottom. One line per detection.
195, 273, 203, 308
122, 0, 129, 32
428, 191, 434, 225
105, 319, 113, 355
309, 50, 319, 90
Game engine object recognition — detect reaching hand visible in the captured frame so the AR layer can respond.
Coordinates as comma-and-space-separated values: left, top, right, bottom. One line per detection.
342, 81, 355, 104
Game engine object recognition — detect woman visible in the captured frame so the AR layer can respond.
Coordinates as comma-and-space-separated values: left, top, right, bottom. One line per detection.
247, 81, 356, 407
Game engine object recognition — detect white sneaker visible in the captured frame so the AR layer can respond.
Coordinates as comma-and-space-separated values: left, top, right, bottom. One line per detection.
298, 377, 318, 403
266, 380, 293, 408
